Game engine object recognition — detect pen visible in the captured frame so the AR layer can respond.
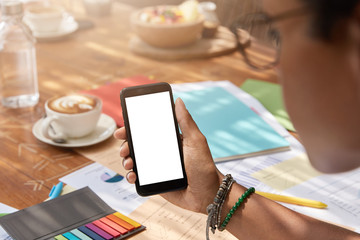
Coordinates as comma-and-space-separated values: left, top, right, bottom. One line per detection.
255, 191, 327, 209
49, 182, 63, 200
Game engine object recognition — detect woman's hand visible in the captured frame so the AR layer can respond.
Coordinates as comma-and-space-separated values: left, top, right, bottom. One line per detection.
114, 98, 223, 214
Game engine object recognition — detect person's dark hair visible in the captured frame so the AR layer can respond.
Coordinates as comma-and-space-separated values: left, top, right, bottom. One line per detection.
302, 0, 359, 40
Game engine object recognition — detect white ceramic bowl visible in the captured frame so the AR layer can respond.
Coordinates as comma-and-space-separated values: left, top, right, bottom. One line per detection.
131, 6, 204, 48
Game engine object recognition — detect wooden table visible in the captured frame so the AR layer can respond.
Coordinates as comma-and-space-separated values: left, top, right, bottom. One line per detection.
0, 1, 279, 211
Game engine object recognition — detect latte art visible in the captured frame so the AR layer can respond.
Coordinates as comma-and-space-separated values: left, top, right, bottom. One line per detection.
48, 95, 97, 114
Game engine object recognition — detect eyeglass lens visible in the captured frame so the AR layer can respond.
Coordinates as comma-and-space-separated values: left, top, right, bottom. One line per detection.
233, 14, 280, 69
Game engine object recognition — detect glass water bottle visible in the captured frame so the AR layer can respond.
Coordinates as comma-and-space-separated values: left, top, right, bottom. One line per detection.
0, 1, 39, 108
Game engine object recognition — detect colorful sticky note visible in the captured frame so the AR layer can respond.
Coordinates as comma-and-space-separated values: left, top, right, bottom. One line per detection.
54, 235, 68, 240
70, 229, 93, 240
85, 223, 113, 240
101, 216, 130, 234
93, 219, 121, 237
62, 232, 81, 240
113, 212, 141, 228
78, 225, 106, 240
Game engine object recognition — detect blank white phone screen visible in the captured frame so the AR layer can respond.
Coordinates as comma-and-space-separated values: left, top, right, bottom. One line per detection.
125, 91, 184, 186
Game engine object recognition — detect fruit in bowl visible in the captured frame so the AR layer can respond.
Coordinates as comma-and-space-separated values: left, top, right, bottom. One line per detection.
131, 0, 204, 48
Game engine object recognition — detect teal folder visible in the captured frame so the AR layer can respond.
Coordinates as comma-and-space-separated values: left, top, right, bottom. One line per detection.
173, 87, 290, 162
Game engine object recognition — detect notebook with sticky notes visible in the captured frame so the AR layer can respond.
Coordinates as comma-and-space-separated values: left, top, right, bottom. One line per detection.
0, 187, 145, 240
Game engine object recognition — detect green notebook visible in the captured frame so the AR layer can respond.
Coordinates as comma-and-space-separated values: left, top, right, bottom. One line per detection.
173, 87, 290, 162
241, 79, 295, 132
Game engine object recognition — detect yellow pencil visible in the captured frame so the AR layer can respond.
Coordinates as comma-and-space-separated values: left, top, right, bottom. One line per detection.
255, 191, 327, 209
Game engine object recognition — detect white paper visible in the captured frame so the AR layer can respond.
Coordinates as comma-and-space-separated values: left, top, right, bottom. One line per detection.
284, 167, 360, 232
60, 163, 148, 215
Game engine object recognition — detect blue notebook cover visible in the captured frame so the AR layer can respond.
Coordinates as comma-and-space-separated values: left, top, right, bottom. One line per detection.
173, 87, 290, 162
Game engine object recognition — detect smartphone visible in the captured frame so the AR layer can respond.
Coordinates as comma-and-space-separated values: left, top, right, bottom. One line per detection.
120, 82, 187, 196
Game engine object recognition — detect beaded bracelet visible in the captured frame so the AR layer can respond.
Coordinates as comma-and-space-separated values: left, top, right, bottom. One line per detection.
206, 174, 234, 240
218, 187, 255, 231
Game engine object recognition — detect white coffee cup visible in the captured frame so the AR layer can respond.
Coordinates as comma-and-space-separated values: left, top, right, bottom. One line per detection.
24, 5, 65, 32
42, 94, 102, 141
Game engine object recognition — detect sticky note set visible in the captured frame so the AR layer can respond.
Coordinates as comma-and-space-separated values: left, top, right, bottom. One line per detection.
0, 187, 145, 240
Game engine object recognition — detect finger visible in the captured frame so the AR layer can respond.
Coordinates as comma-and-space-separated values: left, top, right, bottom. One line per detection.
175, 98, 202, 139
122, 157, 134, 170
126, 171, 137, 184
120, 141, 130, 158
114, 127, 127, 140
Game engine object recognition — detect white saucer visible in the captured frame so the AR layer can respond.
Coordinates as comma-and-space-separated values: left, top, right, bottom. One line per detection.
25, 15, 79, 41
32, 113, 116, 147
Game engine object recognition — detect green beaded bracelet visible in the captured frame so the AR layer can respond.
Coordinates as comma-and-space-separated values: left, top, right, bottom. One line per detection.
219, 187, 255, 231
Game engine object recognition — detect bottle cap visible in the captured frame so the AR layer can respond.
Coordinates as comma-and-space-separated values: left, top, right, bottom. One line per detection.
1, 1, 23, 16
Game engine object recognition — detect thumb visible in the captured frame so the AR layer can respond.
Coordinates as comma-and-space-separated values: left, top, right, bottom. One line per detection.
175, 98, 201, 139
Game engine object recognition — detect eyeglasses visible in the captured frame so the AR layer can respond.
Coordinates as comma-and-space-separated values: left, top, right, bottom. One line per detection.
230, 8, 308, 70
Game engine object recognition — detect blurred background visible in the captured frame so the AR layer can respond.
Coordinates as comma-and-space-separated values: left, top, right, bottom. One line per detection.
12, 0, 262, 27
